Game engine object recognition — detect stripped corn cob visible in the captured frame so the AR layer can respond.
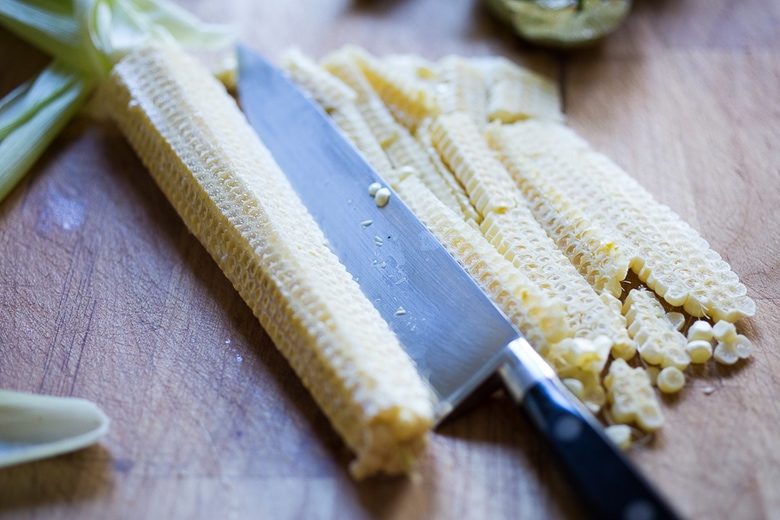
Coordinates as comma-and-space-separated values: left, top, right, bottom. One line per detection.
279, 50, 397, 179
416, 117, 481, 225
434, 55, 488, 125
320, 49, 474, 219
382, 54, 438, 81
488, 120, 755, 322
105, 45, 434, 479
279, 48, 356, 110
396, 174, 571, 349
471, 56, 563, 123
481, 209, 636, 361
350, 47, 440, 130
417, 112, 635, 360
435, 113, 629, 298
430, 112, 518, 216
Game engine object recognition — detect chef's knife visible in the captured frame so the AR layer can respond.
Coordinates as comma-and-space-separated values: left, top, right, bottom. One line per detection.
237, 45, 681, 520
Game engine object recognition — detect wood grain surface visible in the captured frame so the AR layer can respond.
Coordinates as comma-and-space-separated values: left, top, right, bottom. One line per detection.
1, 1, 779, 519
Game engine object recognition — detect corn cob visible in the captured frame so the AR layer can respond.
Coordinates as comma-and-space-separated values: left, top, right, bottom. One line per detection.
105, 45, 434, 479
349, 47, 440, 130
481, 209, 636, 361
488, 120, 755, 322
279, 49, 397, 180
424, 113, 634, 359
434, 55, 488, 125
279, 48, 356, 110
471, 56, 563, 123
430, 112, 518, 217
320, 49, 474, 220
383, 54, 438, 81
415, 117, 481, 225
395, 174, 571, 349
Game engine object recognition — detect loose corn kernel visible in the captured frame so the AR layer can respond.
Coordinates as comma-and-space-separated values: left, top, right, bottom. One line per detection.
712, 320, 738, 343
562, 378, 585, 399
604, 424, 632, 450
686, 340, 713, 364
656, 367, 685, 394
374, 187, 391, 207
687, 320, 713, 342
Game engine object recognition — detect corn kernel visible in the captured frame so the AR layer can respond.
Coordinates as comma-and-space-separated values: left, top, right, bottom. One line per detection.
657, 367, 685, 394
687, 320, 713, 342
686, 339, 713, 364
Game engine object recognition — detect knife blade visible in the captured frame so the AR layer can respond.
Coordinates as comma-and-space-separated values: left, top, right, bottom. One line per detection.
237, 45, 681, 520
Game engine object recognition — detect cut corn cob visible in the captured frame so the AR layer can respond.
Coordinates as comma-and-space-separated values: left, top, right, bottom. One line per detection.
350, 47, 440, 130
430, 112, 518, 217
382, 54, 438, 81
279, 48, 356, 110
105, 45, 434, 479
488, 120, 755, 322
395, 174, 571, 349
278, 49, 397, 180
423, 112, 635, 359
416, 117, 481, 225
481, 209, 636, 361
433, 55, 488, 125
320, 49, 475, 221
622, 288, 690, 370
328, 103, 398, 180
471, 56, 563, 123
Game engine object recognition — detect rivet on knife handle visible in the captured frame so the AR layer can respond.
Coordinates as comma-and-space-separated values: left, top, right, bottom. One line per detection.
500, 340, 683, 520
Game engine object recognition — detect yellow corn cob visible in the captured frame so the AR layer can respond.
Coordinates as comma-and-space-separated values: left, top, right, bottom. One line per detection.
604, 359, 664, 432
485, 122, 629, 298
395, 175, 571, 349
318, 50, 474, 221
481, 209, 636, 360
434, 55, 488, 125
322, 51, 403, 148
105, 45, 434, 479
349, 47, 440, 130
279, 48, 356, 110
427, 113, 635, 359
471, 56, 563, 123
430, 112, 518, 217
488, 120, 755, 322
416, 117, 481, 225
327, 103, 397, 180
622, 289, 690, 371
278, 49, 397, 180
395, 177, 619, 412
383, 122, 465, 208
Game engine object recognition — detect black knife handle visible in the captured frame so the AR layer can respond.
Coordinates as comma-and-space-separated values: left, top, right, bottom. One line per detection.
517, 378, 683, 520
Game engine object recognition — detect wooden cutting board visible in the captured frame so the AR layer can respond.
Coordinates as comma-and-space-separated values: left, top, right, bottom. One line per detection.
1, 1, 779, 518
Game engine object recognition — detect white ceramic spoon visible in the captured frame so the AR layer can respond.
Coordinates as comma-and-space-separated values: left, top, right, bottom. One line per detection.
0, 390, 110, 468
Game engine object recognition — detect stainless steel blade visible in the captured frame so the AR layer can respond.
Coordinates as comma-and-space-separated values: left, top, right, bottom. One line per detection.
236, 46, 519, 421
